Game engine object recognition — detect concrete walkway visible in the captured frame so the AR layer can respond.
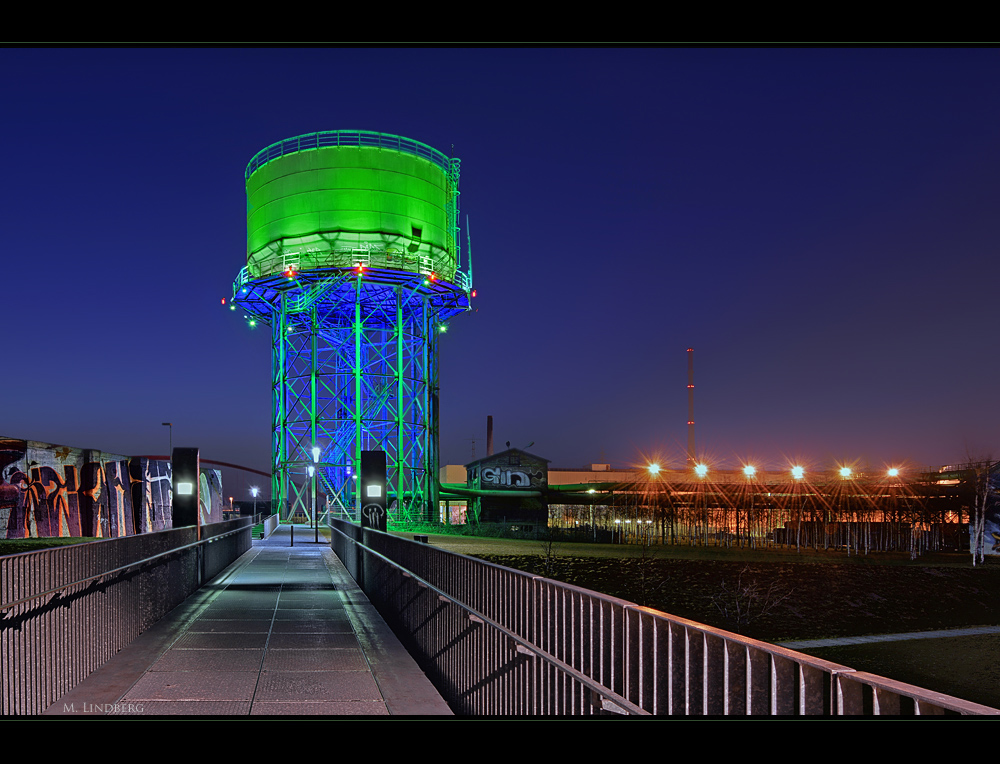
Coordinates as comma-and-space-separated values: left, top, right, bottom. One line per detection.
780, 625, 1000, 650
46, 523, 452, 716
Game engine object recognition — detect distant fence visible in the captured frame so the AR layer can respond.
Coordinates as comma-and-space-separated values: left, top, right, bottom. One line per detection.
0, 518, 252, 715
331, 519, 998, 716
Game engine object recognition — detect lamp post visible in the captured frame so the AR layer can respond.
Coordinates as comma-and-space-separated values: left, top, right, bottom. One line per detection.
312, 445, 321, 543
791, 466, 805, 552
742, 464, 757, 548
646, 462, 662, 544
694, 463, 708, 545
250, 486, 259, 520
587, 488, 597, 542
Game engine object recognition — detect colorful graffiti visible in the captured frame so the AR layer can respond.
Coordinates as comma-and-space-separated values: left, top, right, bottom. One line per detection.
0, 438, 223, 539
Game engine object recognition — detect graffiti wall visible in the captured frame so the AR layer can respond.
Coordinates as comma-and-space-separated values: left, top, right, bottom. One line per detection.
465, 448, 549, 524
466, 448, 549, 491
0, 438, 223, 539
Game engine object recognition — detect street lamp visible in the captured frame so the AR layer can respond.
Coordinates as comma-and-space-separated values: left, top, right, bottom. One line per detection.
646, 462, 662, 544
741, 465, 756, 547
250, 486, 259, 518
693, 463, 708, 545
312, 445, 321, 543
791, 466, 805, 551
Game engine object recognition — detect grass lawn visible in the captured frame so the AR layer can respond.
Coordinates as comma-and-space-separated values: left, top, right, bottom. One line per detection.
800, 636, 1000, 710
0, 537, 100, 555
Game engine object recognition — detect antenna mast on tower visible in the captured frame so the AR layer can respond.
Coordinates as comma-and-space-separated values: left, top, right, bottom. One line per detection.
687, 347, 696, 466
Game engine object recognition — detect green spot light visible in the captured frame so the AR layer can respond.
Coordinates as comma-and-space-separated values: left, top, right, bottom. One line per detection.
438, 324, 448, 333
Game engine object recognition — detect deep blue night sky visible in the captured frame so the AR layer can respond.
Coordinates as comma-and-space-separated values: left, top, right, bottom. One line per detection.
4, 47, 999, 476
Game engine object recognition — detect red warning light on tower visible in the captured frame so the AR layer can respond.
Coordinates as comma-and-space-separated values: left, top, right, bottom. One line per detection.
284, 266, 298, 280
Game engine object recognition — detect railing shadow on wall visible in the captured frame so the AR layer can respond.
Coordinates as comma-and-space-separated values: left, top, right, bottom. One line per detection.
330, 518, 999, 717
0, 517, 253, 715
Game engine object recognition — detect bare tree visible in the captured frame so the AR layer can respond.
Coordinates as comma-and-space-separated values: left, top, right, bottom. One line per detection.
710, 565, 794, 634
538, 527, 559, 577
967, 458, 998, 567
626, 532, 669, 606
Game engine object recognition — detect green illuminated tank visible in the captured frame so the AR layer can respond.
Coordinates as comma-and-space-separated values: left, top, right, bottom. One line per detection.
245, 131, 460, 282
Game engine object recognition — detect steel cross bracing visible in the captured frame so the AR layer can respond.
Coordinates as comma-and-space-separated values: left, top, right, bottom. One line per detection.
233, 266, 469, 524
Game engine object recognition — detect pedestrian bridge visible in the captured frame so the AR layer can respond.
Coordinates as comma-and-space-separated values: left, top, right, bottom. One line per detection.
2, 518, 996, 716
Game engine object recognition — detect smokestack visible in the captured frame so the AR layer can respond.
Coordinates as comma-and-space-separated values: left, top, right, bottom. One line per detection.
687, 348, 695, 466
487, 415, 494, 456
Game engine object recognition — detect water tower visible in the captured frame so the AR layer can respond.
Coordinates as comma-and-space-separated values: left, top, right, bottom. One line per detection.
231, 131, 472, 524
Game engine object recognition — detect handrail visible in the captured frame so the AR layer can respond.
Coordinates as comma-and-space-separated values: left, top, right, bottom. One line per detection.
331, 524, 647, 715
332, 519, 1000, 716
2, 518, 253, 714
0, 521, 251, 614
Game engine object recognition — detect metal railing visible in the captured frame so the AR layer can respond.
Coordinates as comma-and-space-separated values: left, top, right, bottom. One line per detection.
0, 518, 252, 715
245, 130, 456, 180
330, 519, 999, 716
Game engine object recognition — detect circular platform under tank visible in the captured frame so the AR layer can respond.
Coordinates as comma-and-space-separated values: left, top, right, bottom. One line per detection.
245, 131, 460, 282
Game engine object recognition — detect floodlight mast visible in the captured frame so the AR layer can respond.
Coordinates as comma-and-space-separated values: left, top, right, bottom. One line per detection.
231, 131, 472, 524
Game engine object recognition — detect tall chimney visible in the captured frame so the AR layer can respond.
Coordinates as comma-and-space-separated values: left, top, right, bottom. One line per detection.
687, 348, 696, 466
487, 415, 494, 456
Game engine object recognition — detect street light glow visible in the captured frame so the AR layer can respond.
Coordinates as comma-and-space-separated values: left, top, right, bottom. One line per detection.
791, 465, 805, 480
647, 463, 661, 476
840, 466, 852, 478
695, 463, 708, 478
743, 464, 756, 478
